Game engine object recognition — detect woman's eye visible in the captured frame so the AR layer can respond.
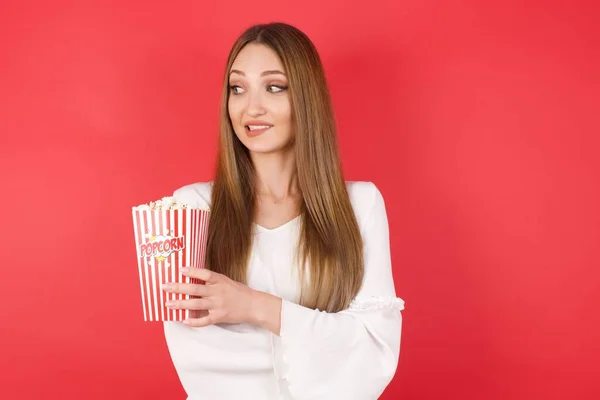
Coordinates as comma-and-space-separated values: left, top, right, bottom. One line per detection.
229, 84, 287, 95
268, 85, 288, 93
229, 85, 243, 95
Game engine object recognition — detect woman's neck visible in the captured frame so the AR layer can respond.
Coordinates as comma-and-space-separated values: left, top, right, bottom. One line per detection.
251, 148, 299, 201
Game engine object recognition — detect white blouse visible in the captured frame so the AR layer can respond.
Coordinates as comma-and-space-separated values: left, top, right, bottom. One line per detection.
164, 181, 405, 400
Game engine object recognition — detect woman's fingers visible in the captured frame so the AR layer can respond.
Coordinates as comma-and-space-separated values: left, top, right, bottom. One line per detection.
180, 267, 220, 284
182, 315, 212, 327
162, 282, 210, 297
166, 297, 212, 311
188, 310, 209, 319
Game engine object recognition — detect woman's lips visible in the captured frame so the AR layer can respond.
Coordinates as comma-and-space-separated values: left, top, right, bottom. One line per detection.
246, 126, 272, 137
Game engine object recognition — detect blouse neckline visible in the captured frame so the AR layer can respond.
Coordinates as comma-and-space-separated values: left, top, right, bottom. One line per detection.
253, 214, 302, 234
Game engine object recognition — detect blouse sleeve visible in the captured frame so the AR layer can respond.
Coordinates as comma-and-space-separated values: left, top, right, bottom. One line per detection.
271, 182, 405, 399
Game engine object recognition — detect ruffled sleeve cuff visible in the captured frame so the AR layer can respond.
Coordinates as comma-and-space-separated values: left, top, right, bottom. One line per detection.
346, 295, 405, 313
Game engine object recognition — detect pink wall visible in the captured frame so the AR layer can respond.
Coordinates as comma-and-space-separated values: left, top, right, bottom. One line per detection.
1, 1, 598, 398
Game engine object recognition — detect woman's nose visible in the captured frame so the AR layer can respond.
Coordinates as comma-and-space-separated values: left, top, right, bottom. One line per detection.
246, 91, 266, 115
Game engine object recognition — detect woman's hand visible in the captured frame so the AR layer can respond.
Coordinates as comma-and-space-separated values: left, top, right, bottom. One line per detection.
161, 267, 282, 334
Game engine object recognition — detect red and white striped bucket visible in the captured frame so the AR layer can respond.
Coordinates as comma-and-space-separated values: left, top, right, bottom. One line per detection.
132, 208, 210, 321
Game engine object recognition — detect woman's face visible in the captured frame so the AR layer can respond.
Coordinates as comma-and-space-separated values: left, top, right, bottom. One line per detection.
228, 43, 293, 154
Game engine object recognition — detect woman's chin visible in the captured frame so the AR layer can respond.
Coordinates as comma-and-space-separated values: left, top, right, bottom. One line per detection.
247, 143, 291, 155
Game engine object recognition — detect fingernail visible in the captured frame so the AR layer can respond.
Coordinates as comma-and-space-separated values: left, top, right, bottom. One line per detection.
179, 267, 190, 274
161, 283, 172, 290
182, 319, 190, 325
165, 301, 176, 309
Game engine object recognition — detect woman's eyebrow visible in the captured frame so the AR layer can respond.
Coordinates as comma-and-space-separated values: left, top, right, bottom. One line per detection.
229, 69, 286, 77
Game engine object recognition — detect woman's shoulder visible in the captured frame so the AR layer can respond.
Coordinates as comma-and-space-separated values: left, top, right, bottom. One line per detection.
345, 181, 385, 230
345, 180, 379, 202
172, 181, 214, 209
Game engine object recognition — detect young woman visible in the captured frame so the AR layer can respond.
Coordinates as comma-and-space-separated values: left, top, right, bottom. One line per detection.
161, 22, 405, 399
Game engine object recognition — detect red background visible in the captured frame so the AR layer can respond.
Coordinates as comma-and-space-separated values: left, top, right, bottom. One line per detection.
1, 1, 598, 399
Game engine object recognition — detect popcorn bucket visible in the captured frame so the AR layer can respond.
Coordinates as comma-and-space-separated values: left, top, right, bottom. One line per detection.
132, 198, 210, 321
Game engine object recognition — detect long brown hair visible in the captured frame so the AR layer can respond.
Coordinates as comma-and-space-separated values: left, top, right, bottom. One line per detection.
206, 22, 363, 313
